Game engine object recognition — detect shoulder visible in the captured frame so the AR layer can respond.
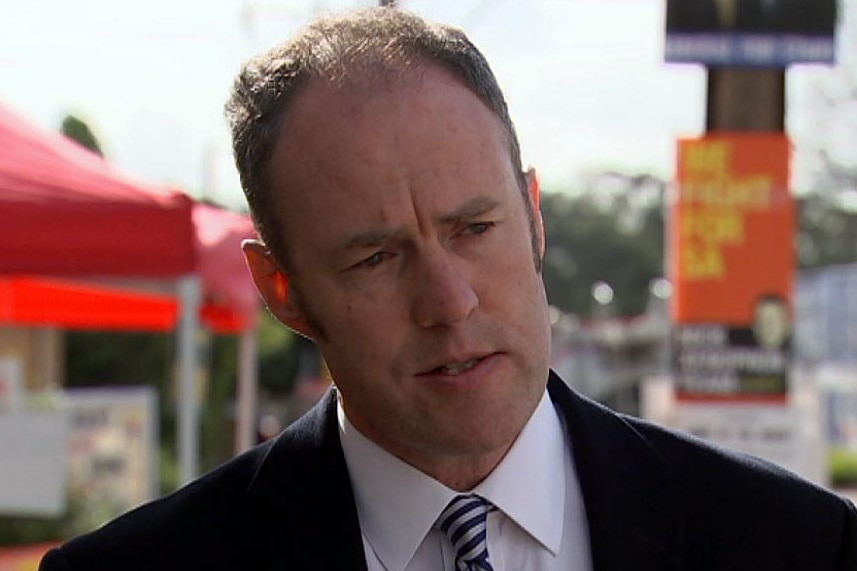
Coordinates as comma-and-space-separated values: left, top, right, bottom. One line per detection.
42, 390, 342, 571
41, 441, 274, 571
548, 374, 856, 565
550, 373, 844, 503
629, 411, 843, 506
627, 414, 857, 567
575, 382, 850, 514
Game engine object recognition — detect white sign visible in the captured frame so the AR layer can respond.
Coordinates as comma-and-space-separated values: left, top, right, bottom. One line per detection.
0, 411, 69, 516
64, 386, 159, 517
0, 358, 23, 411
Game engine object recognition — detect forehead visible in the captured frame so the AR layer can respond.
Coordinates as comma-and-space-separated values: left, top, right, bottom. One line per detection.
273, 61, 511, 169
265, 65, 519, 251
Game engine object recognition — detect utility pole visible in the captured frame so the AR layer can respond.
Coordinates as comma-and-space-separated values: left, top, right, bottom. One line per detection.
706, 68, 785, 132
662, 5, 843, 487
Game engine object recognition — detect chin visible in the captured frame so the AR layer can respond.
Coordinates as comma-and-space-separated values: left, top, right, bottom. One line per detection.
441, 415, 527, 455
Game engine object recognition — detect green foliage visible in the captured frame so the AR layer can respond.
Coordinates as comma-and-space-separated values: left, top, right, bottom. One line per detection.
200, 333, 238, 473
66, 331, 173, 387
0, 513, 66, 546
830, 447, 857, 488
0, 483, 119, 546
541, 173, 665, 317
158, 444, 181, 497
797, 192, 857, 268
59, 114, 104, 156
0, 476, 162, 546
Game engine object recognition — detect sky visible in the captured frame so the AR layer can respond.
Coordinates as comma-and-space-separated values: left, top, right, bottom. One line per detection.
1, 0, 854, 210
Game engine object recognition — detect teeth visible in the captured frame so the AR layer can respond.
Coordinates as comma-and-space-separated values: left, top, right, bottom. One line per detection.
438, 358, 479, 375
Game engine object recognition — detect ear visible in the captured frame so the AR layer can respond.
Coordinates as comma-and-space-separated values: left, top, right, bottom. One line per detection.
524, 167, 546, 260
242, 239, 318, 339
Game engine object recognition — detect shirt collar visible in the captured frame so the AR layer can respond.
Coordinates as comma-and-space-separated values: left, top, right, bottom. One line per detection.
338, 402, 455, 571
474, 390, 566, 555
338, 390, 566, 570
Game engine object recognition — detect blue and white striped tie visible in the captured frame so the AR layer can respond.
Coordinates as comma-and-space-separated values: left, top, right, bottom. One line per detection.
436, 494, 495, 571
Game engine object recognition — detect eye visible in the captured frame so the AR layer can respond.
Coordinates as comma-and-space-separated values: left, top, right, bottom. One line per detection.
462, 222, 493, 236
355, 251, 393, 269
363, 252, 385, 267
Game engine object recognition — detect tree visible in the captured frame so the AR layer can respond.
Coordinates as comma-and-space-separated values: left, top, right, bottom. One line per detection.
795, 1, 857, 193
797, 191, 857, 268
793, 0, 857, 268
59, 114, 104, 156
541, 172, 666, 318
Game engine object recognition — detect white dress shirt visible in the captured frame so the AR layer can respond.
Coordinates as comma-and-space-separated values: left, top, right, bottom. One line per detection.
338, 390, 593, 570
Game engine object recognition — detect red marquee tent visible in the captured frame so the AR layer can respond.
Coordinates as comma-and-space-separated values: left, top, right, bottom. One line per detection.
0, 102, 259, 332
0, 103, 196, 277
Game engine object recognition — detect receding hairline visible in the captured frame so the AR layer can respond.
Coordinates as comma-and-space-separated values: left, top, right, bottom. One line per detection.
261, 61, 525, 261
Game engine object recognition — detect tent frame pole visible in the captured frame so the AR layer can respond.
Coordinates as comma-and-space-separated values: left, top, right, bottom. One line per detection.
177, 276, 202, 485
234, 328, 259, 454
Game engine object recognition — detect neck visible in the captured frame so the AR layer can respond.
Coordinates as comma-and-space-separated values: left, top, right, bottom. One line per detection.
404, 446, 513, 492
341, 399, 517, 491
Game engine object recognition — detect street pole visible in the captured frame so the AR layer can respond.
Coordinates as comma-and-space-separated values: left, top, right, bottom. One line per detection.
706, 68, 785, 132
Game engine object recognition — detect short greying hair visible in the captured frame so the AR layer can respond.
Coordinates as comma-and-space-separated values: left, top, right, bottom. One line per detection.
225, 7, 533, 267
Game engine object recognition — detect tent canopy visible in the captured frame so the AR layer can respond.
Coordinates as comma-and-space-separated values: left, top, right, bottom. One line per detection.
0, 103, 258, 332
0, 104, 197, 277
193, 203, 259, 332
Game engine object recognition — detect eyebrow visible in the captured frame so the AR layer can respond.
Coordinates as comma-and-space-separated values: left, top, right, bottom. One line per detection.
437, 196, 501, 226
343, 228, 404, 251
341, 196, 503, 252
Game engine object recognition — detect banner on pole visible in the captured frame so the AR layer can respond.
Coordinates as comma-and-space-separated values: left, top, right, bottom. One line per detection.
664, 0, 837, 66
671, 134, 794, 402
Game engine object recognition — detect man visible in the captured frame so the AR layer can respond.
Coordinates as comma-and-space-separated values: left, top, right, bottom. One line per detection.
41, 7, 855, 571
752, 294, 791, 350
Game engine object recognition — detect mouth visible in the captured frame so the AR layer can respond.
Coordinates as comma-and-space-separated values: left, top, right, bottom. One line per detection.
428, 357, 482, 376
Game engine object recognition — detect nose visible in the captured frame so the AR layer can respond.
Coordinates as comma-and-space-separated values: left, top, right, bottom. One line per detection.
410, 249, 479, 328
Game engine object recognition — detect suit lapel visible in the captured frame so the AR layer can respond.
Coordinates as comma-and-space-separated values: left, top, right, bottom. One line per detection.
548, 373, 683, 570
244, 388, 368, 570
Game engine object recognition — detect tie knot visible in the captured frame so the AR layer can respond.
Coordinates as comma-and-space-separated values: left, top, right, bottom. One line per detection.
436, 494, 495, 571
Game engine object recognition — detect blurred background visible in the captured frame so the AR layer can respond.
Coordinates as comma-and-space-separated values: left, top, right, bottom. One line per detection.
1, 0, 856, 566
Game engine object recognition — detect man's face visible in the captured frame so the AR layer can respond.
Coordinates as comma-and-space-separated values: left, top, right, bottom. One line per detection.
754, 299, 790, 348
256, 65, 551, 481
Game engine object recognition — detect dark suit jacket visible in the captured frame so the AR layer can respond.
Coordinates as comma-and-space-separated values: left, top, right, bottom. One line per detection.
41, 372, 857, 570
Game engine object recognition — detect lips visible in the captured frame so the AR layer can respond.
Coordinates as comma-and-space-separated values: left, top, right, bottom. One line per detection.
420, 349, 503, 378
430, 358, 481, 376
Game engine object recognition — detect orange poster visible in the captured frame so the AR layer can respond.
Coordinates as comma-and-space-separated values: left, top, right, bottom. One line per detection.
671, 134, 794, 402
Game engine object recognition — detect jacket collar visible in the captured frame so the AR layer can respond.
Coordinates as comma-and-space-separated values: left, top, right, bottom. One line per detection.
548, 372, 683, 570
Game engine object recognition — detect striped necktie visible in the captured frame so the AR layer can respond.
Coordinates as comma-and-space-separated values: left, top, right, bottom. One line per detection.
436, 494, 495, 571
